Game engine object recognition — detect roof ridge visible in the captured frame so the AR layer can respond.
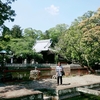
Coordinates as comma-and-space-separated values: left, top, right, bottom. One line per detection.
36, 39, 51, 43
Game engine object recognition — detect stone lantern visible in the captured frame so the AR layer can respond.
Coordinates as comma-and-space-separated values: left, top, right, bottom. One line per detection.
0, 50, 7, 82
29, 67, 40, 80
0, 50, 7, 70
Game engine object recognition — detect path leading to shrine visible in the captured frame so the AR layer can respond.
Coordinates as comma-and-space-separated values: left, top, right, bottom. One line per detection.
0, 74, 100, 100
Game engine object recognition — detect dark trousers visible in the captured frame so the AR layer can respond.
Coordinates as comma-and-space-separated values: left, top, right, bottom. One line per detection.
57, 76, 62, 85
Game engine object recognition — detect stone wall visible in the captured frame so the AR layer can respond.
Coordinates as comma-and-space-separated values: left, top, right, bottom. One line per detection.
0, 64, 89, 82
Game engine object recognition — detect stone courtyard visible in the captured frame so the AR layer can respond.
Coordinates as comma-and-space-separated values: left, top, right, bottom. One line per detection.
0, 74, 100, 99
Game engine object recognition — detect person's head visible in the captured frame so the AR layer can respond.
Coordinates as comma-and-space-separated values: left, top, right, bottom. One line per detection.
57, 62, 61, 66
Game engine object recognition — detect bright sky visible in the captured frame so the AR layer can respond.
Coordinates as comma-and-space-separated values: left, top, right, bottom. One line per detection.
4, 0, 100, 32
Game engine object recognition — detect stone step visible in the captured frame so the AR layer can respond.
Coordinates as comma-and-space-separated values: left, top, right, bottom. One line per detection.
44, 96, 52, 100
0, 87, 43, 100
77, 87, 100, 96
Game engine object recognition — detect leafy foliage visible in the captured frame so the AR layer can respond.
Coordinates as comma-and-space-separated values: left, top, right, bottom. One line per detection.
0, 0, 16, 29
0, 1, 100, 68
56, 8, 100, 68
11, 25, 22, 38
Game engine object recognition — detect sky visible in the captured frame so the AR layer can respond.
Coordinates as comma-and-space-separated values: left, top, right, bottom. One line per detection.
4, 0, 100, 32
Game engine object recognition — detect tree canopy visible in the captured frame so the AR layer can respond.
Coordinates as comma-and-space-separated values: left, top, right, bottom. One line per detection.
0, 0, 16, 29
0, 1, 100, 68
56, 8, 100, 68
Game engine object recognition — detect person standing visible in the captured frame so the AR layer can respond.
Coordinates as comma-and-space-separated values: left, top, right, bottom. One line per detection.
56, 62, 64, 85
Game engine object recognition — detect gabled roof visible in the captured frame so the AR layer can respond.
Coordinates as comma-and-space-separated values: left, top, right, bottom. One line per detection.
32, 39, 52, 52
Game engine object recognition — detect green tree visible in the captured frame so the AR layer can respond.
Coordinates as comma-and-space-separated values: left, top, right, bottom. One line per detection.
7, 35, 43, 63
0, 0, 16, 29
11, 25, 22, 38
2, 26, 11, 40
80, 10, 100, 67
24, 28, 39, 39
56, 8, 100, 69
56, 26, 84, 65
48, 24, 68, 47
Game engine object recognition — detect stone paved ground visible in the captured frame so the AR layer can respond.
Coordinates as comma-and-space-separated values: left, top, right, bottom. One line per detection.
57, 74, 100, 90
23, 74, 100, 90
0, 74, 100, 98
